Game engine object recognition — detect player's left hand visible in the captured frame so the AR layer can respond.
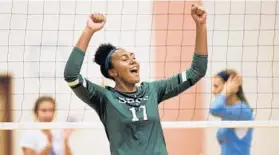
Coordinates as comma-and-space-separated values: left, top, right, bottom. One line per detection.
191, 4, 207, 25
42, 130, 53, 144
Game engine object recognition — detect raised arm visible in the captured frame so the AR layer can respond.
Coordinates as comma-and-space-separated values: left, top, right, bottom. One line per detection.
151, 5, 208, 103
64, 14, 107, 112
210, 74, 253, 120
192, 4, 207, 57
64, 13, 105, 82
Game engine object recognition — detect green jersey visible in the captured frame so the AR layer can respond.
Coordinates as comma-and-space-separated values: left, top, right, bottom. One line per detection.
64, 47, 208, 155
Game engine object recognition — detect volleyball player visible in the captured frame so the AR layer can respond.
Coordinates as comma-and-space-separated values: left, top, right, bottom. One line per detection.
64, 4, 208, 155
210, 69, 253, 155
20, 96, 73, 155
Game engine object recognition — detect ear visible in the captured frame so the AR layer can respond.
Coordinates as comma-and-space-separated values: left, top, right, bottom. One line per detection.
108, 69, 117, 78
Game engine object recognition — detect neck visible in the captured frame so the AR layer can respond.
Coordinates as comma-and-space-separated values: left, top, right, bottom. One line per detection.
114, 80, 136, 93
227, 94, 240, 105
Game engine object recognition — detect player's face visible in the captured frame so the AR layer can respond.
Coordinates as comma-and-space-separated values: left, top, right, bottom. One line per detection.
36, 101, 55, 122
110, 49, 140, 84
212, 76, 224, 96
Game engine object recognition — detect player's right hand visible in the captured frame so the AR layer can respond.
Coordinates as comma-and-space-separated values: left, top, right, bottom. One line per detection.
87, 13, 106, 32
222, 74, 242, 96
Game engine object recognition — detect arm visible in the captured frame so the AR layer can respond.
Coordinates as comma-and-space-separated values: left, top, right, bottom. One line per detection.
38, 144, 52, 155
20, 132, 37, 155
64, 41, 106, 112
21, 133, 52, 155
151, 54, 207, 103
64, 26, 94, 85
22, 145, 52, 155
210, 94, 252, 120
63, 129, 73, 155
64, 15, 106, 113
151, 5, 208, 103
192, 4, 207, 56
22, 148, 36, 155
64, 140, 72, 155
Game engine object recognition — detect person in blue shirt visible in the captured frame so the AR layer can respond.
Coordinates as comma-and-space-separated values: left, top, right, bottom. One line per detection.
210, 69, 253, 155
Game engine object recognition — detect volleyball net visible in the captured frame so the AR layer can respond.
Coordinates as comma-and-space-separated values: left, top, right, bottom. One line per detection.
0, 0, 279, 154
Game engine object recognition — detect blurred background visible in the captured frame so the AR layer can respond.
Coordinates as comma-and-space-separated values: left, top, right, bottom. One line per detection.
0, 0, 279, 154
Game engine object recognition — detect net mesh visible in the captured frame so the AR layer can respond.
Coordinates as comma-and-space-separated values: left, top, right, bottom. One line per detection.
0, 0, 279, 154
0, 0, 278, 125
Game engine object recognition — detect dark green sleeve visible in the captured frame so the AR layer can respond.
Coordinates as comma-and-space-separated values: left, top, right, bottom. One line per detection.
150, 54, 208, 103
64, 47, 106, 114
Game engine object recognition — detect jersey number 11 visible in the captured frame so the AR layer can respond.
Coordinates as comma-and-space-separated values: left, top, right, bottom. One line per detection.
129, 105, 148, 122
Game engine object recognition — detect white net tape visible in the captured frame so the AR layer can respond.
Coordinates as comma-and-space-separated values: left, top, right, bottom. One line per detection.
0, 1, 279, 155
1, 121, 279, 130
0, 0, 278, 128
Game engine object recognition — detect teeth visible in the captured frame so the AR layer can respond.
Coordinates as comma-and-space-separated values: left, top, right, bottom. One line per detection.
131, 67, 137, 71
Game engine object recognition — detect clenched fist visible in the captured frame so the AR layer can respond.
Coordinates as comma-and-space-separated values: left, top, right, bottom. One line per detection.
191, 4, 207, 25
87, 13, 106, 32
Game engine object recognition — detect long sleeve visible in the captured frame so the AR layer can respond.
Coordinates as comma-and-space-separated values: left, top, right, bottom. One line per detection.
64, 47, 106, 114
210, 94, 253, 120
64, 47, 86, 84
150, 53, 208, 103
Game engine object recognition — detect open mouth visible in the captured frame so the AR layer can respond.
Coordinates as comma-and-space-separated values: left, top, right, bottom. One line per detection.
130, 66, 138, 75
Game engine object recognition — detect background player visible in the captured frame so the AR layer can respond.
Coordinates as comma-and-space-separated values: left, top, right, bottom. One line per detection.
210, 69, 253, 155
64, 4, 208, 155
20, 96, 73, 155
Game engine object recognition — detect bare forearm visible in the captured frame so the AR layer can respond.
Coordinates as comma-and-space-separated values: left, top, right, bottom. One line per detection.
75, 27, 95, 52
194, 24, 207, 56
38, 143, 52, 155
22, 148, 36, 155
64, 140, 73, 155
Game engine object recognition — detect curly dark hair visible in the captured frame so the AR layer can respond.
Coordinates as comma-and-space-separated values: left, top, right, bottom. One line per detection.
94, 43, 117, 79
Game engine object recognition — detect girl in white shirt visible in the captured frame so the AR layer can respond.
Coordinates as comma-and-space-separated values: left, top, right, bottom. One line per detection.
20, 96, 73, 155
